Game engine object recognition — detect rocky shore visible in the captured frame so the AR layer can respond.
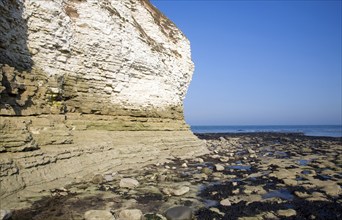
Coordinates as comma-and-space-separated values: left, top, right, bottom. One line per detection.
4, 132, 341, 220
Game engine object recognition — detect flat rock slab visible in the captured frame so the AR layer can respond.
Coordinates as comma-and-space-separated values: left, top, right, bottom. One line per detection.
172, 186, 190, 196
276, 209, 297, 217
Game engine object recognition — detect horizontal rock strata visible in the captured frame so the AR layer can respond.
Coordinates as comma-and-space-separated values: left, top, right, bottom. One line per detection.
0, 0, 207, 208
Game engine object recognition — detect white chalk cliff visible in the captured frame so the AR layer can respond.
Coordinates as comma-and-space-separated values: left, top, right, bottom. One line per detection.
0, 0, 207, 209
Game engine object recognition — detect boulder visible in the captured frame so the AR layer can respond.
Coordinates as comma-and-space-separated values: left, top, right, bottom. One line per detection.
220, 198, 231, 206
92, 174, 105, 184
119, 178, 140, 189
164, 206, 193, 220
119, 209, 143, 220
84, 210, 115, 220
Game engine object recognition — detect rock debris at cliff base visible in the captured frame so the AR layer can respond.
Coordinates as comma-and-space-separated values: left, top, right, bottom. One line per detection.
9, 133, 342, 220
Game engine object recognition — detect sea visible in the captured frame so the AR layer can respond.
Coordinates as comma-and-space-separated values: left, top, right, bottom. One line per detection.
190, 125, 342, 137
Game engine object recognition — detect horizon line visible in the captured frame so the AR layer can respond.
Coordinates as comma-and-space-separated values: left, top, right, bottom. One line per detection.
189, 124, 342, 126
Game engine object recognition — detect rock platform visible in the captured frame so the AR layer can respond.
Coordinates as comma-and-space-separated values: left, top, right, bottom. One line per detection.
8, 133, 342, 219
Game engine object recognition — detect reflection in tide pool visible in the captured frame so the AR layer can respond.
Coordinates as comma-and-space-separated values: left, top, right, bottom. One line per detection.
262, 189, 294, 201
298, 159, 310, 166
228, 165, 251, 171
203, 199, 219, 207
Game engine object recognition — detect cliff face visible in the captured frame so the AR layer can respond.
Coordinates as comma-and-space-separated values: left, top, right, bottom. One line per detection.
0, 0, 206, 208
1, 0, 193, 118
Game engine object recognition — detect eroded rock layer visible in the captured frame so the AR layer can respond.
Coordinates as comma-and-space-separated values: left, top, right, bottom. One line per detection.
0, 0, 206, 208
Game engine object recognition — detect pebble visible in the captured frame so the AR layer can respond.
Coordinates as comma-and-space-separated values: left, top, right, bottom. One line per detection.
92, 174, 105, 184
219, 157, 229, 162
211, 155, 220, 159
164, 206, 193, 220
220, 198, 231, 206
119, 209, 143, 220
276, 209, 297, 217
193, 173, 208, 180
215, 164, 225, 171
59, 191, 68, 196
322, 183, 341, 197
119, 178, 139, 189
195, 158, 204, 163
263, 212, 278, 219
158, 175, 167, 182
162, 188, 172, 196
56, 187, 68, 192
243, 189, 252, 194
232, 188, 240, 194
283, 178, 298, 186
84, 210, 115, 220
306, 192, 328, 202
201, 167, 212, 175
212, 172, 223, 178
247, 148, 255, 154
181, 163, 188, 168
172, 186, 190, 196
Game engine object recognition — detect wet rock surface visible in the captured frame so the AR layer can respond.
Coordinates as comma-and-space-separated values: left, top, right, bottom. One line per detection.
11, 133, 342, 219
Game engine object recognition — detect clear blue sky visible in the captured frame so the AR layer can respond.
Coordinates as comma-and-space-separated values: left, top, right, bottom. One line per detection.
151, 0, 342, 125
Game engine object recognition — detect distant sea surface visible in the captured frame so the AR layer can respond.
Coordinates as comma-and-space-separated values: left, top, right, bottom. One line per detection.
190, 125, 342, 137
